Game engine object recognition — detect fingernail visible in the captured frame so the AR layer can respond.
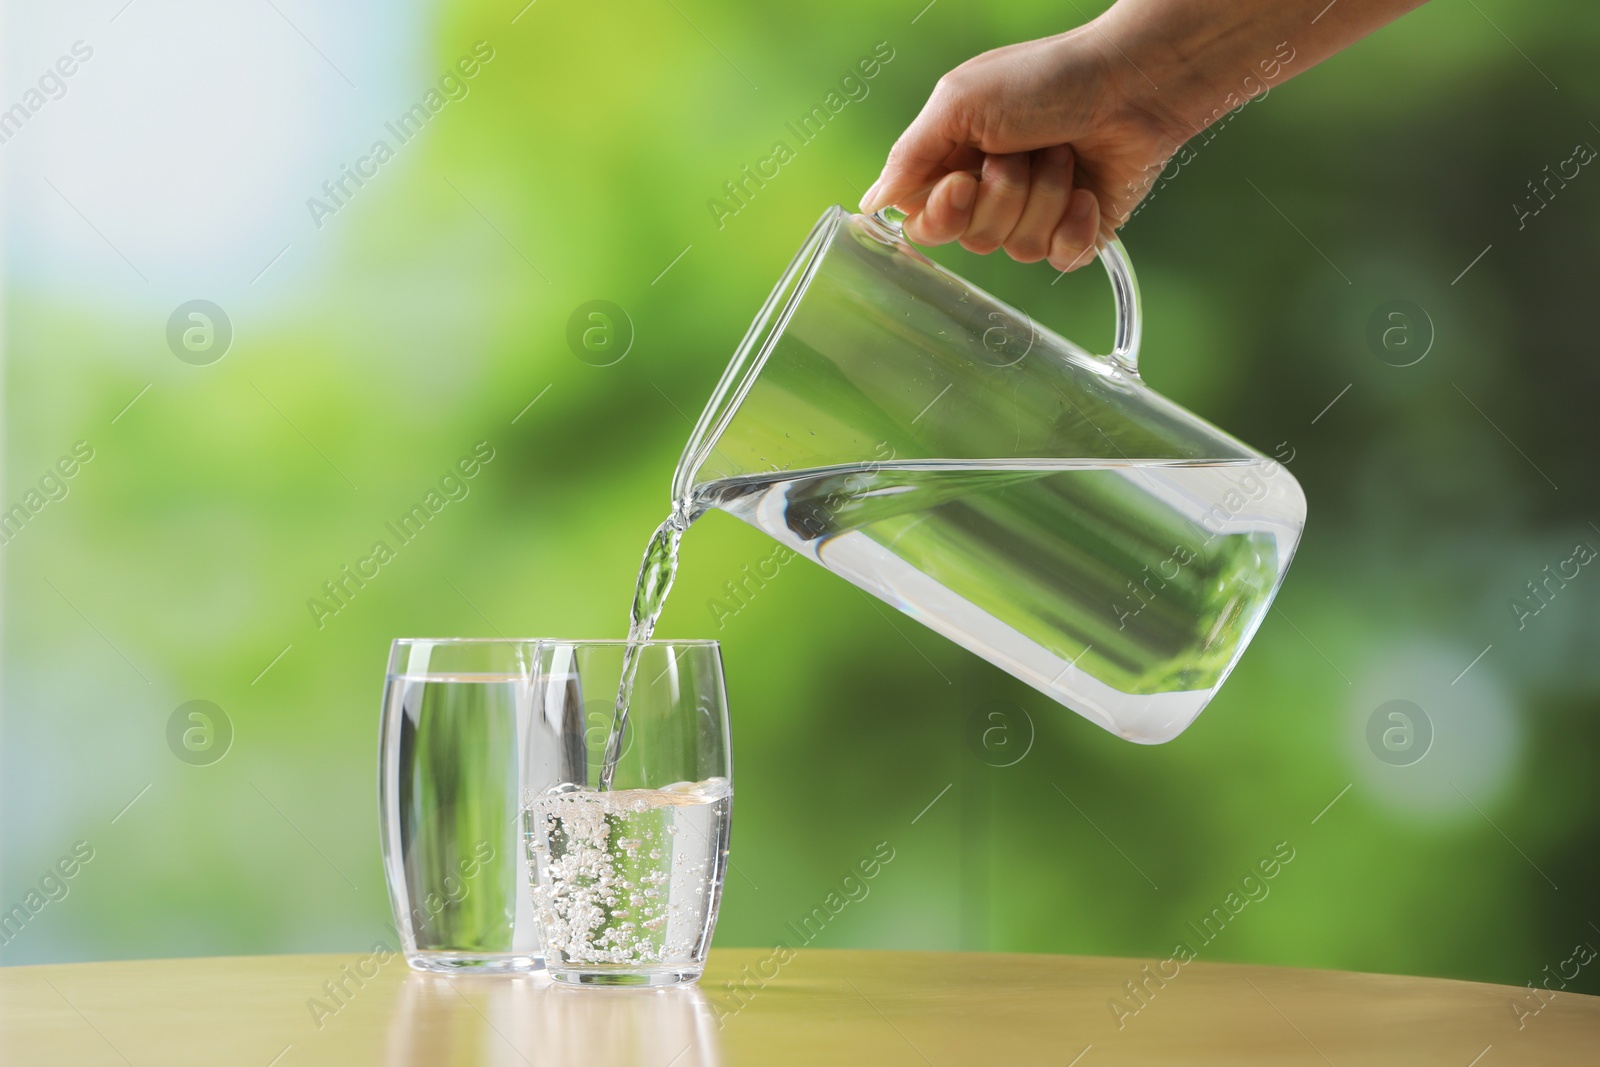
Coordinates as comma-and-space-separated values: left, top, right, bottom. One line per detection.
859, 180, 883, 212
1050, 233, 1087, 273
1069, 191, 1094, 222
952, 177, 975, 212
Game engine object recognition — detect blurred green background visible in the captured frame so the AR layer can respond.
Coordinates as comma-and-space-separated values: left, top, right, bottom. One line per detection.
4, 0, 1598, 1001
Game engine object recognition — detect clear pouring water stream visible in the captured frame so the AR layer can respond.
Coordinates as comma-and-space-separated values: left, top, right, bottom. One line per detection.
598, 502, 688, 791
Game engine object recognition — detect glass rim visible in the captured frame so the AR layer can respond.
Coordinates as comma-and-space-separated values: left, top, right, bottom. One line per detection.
388, 637, 722, 648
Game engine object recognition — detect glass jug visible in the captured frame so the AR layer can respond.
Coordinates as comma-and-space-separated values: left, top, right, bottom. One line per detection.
673, 206, 1306, 744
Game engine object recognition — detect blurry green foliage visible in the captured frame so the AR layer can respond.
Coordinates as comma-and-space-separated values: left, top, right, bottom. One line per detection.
4, 0, 1599, 1002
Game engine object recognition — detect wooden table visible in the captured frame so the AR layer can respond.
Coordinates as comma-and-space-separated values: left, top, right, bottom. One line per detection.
2, 949, 1594, 1064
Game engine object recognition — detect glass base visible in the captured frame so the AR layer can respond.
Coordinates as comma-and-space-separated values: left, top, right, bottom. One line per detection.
405, 951, 544, 975
549, 964, 704, 987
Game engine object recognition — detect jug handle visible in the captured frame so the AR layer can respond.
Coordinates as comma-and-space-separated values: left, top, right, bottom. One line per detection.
1099, 237, 1143, 376
871, 207, 1144, 376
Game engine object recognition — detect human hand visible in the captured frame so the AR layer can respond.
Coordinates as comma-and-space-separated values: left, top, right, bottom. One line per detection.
858, 26, 1190, 272
860, 0, 1426, 271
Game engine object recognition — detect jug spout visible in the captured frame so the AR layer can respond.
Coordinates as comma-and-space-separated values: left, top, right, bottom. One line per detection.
676, 205, 1306, 744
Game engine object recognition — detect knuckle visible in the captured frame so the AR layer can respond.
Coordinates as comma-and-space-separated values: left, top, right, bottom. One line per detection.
984, 166, 1029, 198
1007, 233, 1049, 262
931, 70, 969, 99
1028, 157, 1069, 191
882, 140, 913, 173
928, 74, 984, 137
927, 75, 967, 121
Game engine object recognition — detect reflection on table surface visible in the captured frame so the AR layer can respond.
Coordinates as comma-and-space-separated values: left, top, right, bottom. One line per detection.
4, 949, 1599, 1065
384, 972, 720, 1067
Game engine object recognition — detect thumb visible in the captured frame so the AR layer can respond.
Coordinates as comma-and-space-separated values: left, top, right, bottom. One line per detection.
860, 106, 963, 215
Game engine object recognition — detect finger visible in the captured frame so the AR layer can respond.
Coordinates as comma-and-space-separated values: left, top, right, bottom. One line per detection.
959, 152, 1030, 255
903, 170, 978, 245
1095, 179, 1138, 240
1048, 187, 1101, 273
1097, 180, 1135, 243
860, 101, 963, 214
1003, 144, 1074, 264
883, 146, 984, 217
